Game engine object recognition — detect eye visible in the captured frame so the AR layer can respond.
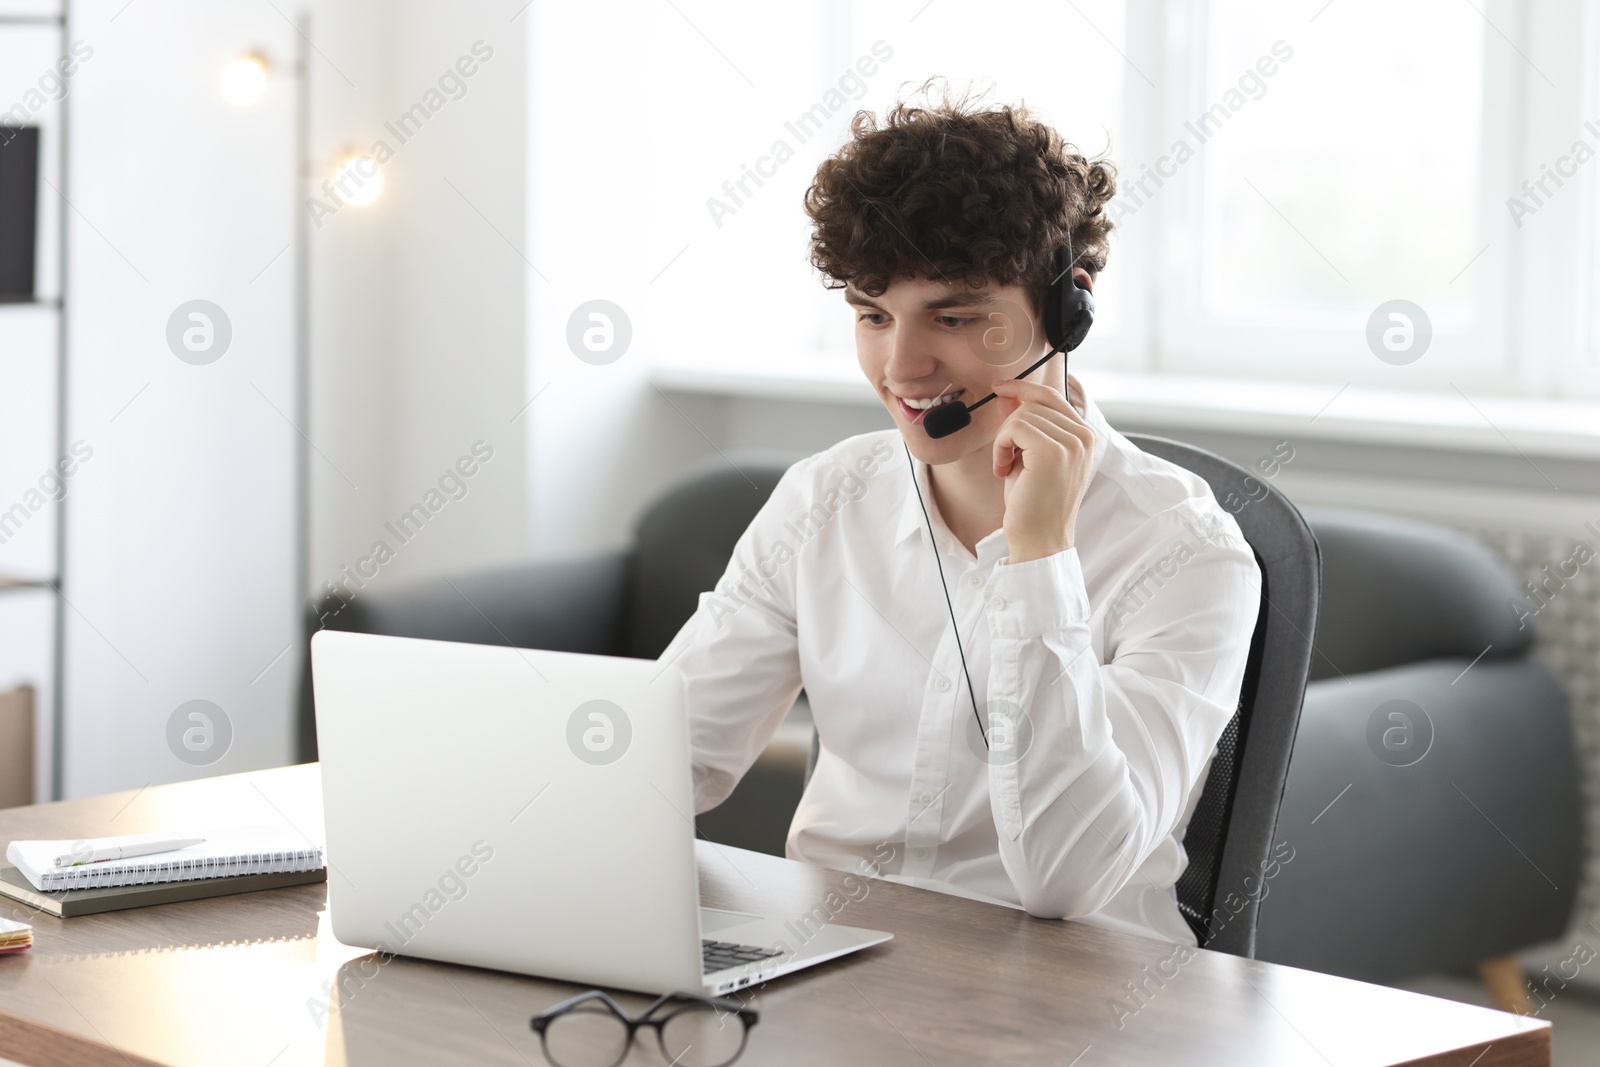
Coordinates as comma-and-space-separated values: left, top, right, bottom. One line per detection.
856, 312, 888, 326
936, 315, 973, 329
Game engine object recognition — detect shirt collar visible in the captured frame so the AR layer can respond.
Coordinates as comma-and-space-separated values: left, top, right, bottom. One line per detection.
894, 374, 1113, 548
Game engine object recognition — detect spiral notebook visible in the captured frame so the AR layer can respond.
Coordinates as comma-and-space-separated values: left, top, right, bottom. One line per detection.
4, 827, 324, 892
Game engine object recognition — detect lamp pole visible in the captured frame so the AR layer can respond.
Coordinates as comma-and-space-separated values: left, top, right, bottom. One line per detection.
293, 11, 310, 643
223, 16, 314, 760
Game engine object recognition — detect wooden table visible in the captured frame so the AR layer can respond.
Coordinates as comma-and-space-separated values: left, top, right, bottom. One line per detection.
0, 764, 1550, 1066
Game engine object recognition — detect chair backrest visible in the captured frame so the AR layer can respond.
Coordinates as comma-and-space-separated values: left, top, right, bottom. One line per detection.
1124, 433, 1320, 956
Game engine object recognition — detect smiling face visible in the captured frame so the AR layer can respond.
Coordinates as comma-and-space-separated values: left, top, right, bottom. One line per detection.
848, 275, 1072, 466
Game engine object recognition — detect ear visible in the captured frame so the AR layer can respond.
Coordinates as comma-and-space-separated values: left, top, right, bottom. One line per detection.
1071, 267, 1094, 293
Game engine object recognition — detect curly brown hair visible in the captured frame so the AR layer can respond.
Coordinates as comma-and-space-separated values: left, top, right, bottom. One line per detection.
804, 80, 1117, 320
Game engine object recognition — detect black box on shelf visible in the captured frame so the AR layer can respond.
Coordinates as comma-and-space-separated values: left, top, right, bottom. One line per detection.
0, 126, 41, 303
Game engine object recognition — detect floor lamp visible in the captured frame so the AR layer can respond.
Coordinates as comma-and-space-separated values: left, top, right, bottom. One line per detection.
222, 14, 382, 729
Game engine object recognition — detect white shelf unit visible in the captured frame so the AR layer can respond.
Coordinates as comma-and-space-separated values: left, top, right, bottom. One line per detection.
0, 3, 67, 803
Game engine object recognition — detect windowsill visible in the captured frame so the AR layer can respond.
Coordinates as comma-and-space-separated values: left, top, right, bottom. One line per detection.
651, 359, 1600, 461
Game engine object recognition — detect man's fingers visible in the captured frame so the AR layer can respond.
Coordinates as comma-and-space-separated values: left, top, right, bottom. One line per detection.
993, 379, 1092, 433
1010, 400, 1081, 442
998, 402, 1094, 457
993, 413, 1066, 476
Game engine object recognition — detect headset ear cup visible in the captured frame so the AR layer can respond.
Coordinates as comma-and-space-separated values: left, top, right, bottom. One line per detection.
1062, 284, 1095, 352
1045, 245, 1096, 352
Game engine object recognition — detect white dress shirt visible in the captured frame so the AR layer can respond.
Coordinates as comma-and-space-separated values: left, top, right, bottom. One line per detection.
657, 381, 1262, 945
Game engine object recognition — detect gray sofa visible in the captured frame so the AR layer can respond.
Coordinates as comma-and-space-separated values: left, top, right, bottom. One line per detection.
298, 463, 1584, 1000
1252, 507, 1583, 998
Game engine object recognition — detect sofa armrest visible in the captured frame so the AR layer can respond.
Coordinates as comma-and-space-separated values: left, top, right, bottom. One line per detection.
296, 550, 632, 760
1255, 658, 1584, 982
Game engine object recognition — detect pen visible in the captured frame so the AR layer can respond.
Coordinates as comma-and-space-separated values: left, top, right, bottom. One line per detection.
51, 837, 207, 868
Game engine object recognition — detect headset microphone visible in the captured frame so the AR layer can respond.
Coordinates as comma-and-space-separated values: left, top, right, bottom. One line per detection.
921, 242, 1095, 440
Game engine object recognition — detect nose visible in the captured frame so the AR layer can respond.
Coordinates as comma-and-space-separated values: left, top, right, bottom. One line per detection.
883, 319, 941, 386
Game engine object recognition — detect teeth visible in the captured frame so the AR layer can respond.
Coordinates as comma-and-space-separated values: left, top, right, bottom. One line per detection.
901, 393, 960, 410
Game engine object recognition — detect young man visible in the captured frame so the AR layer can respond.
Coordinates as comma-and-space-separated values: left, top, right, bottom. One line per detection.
657, 90, 1261, 945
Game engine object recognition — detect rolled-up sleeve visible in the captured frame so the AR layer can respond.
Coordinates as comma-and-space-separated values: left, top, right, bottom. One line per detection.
980, 520, 1261, 919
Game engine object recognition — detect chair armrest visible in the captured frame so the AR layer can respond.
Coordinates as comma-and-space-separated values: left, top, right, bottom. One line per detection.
295, 549, 632, 761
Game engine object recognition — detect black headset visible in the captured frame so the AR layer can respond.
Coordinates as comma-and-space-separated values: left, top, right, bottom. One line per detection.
905, 236, 1095, 748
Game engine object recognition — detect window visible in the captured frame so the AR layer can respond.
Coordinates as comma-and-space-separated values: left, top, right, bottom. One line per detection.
533, 0, 1600, 400
1150, 0, 1514, 389
1199, 3, 1486, 326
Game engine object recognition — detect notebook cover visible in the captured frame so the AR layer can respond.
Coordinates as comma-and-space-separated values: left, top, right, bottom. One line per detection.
0, 864, 326, 918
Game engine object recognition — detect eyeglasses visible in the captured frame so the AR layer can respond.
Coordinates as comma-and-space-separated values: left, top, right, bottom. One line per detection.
530, 990, 758, 1067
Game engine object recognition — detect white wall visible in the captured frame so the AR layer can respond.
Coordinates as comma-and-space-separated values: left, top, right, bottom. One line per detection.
62, 0, 301, 797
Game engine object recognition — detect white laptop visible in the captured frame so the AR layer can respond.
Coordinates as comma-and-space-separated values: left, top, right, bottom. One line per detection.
310, 630, 891, 996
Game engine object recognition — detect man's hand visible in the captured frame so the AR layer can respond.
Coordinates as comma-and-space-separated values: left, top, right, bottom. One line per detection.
990, 378, 1096, 564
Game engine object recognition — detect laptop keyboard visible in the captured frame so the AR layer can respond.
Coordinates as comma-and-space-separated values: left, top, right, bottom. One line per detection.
702, 939, 783, 975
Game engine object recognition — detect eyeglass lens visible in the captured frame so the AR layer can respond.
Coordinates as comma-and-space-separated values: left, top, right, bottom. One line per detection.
657, 1004, 748, 1067
542, 1005, 631, 1067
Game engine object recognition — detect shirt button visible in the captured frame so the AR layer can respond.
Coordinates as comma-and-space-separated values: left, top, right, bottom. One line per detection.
967, 573, 983, 587
918, 793, 933, 805
989, 595, 1007, 611
912, 847, 929, 860
934, 676, 951, 691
